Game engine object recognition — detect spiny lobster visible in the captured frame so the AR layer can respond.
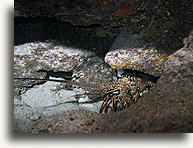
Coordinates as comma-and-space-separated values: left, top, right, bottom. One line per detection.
14, 75, 153, 113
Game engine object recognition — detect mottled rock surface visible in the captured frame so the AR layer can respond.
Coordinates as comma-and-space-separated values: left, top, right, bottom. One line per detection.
15, 0, 192, 55
14, 40, 114, 83
109, 31, 156, 51
28, 34, 192, 133
14, 0, 192, 133
14, 40, 93, 76
14, 41, 114, 132
105, 47, 169, 76
104, 32, 192, 76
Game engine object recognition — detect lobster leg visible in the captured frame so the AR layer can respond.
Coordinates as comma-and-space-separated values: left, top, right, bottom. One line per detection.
133, 92, 140, 102
99, 94, 108, 113
104, 94, 111, 113
119, 95, 130, 108
100, 93, 113, 113
112, 95, 116, 112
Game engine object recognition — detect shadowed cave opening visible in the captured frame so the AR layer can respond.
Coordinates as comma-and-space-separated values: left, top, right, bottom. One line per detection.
14, 17, 117, 58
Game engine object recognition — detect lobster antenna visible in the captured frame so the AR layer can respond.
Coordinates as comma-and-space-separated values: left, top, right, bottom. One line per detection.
14, 77, 103, 90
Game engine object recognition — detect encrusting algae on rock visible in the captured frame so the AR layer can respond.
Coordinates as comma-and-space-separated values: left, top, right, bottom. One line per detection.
105, 48, 169, 76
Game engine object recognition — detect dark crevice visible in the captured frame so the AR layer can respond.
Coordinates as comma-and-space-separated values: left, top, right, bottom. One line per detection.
17, 70, 73, 89
14, 16, 117, 57
37, 70, 73, 80
121, 69, 160, 83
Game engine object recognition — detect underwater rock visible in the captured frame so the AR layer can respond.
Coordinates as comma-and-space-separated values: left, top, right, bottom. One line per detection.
163, 33, 192, 75
14, 40, 114, 132
14, 40, 95, 76
14, 40, 114, 82
28, 33, 192, 133
109, 31, 157, 51
105, 47, 169, 76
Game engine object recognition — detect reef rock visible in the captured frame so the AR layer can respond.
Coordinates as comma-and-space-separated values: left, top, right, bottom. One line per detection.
28, 33, 192, 133
14, 40, 94, 77
14, 40, 114, 132
105, 47, 169, 76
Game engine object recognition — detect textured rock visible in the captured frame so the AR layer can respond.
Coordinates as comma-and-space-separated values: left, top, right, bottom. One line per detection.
14, 40, 114, 132
14, 0, 139, 26
105, 47, 169, 76
14, 0, 192, 52
14, 40, 114, 83
14, 40, 94, 77
109, 31, 157, 51
15, 0, 192, 56
14, 0, 192, 133
105, 32, 192, 76
29, 109, 101, 133
28, 33, 192, 133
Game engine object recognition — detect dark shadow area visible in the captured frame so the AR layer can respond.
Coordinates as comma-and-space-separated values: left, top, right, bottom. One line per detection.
14, 17, 117, 57
122, 69, 160, 83
37, 70, 73, 80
